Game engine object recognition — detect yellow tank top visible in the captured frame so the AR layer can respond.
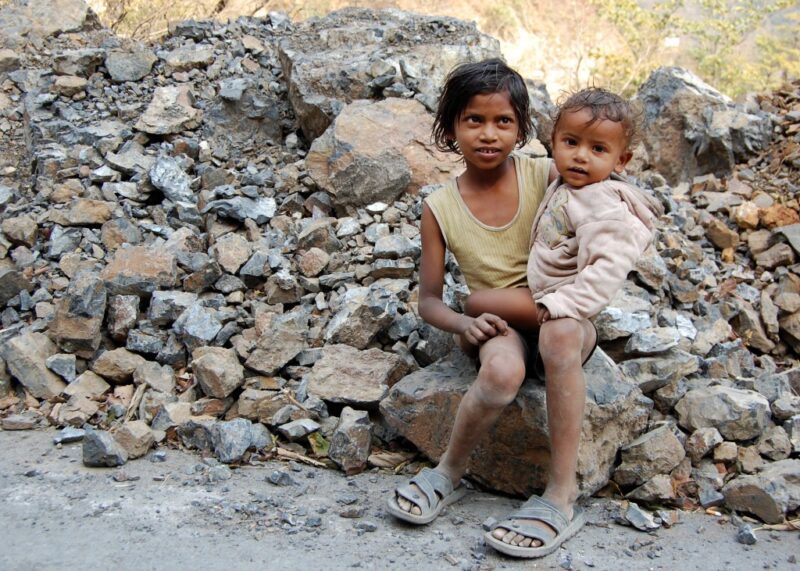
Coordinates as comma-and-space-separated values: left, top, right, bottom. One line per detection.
424, 154, 551, 292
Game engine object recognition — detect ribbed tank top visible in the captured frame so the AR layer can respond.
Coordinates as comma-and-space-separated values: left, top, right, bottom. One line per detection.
425, 154, 551, 292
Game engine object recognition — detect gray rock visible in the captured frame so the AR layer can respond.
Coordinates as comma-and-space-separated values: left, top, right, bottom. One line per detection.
0, 332, 65, 399
324, 285, 398, 349
613, 425, 686, 487
625, 327, 680, 355
173, 304, 222, 351
135, 86, 201, 135
722, 459, 800, 524
329, 407, 372, 475
45, 353, 77, 383
381, 349, 650, 496
211, 418, 256, 463
280, 9, 499, 140
619, 349, 700, 394
277, 418, 320, 441
636, 67, 771, 185
245, 309, 307, 376
310, 344, 408, 407
83, 429, 128, 467
53, 426, 85, 444
624, 502, 660, 531
675, 386, 770, 441
736, 524, 757, 545
149, 156, 194, 203
202, 196, 277, 225
0, 269, 33, 306
105, 48, 157, 82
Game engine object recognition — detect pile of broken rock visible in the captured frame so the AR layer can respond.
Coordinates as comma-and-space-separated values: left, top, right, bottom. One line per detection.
0, 0, 798, 532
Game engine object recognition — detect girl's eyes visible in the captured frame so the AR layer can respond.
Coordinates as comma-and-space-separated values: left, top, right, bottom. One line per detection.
593, 145, 607, 153
564, 138, 577, 146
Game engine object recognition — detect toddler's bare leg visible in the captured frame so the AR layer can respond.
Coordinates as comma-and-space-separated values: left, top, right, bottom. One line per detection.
491, 318, 594, 549
396, 331, 527, 516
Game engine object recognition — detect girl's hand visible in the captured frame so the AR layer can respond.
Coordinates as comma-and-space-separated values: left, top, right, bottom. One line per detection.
537, 307, 551, 326
461, 313, 508, 346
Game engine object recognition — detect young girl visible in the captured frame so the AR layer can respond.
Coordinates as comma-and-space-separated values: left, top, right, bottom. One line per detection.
386, 59, 598, 559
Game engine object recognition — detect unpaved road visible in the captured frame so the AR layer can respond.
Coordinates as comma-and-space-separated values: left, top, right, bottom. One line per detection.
1, 430, 797, 570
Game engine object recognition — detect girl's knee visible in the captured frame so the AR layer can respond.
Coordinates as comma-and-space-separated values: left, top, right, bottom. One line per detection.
475, 353, 525, 407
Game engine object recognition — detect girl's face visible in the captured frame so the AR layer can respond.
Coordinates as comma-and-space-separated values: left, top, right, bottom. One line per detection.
552, 108, 632, 188
452, 91, 521, 171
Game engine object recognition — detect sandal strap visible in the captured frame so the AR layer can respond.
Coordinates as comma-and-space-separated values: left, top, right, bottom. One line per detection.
395, 468, 453, 511
492, 496, 571, 543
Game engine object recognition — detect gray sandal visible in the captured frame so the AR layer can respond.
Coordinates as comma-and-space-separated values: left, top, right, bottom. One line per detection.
484, 496, 585, 558
386, 468, 466, 525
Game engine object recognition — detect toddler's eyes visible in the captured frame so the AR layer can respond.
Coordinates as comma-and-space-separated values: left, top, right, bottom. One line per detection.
564, 138, 577, 146
593, 145, 607, 153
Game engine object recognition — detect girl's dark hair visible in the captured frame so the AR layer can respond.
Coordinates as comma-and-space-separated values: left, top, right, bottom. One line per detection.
553, 87, 641, 148
432, 58, 532, 154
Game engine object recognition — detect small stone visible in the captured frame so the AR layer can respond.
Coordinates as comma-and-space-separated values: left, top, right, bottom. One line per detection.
267, 470, 296, 486
83, 429, 129, 467
735, 524, 757, 545
53, 427, 86, 444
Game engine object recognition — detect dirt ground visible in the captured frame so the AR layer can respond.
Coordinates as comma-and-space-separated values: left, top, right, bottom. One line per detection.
0, 429, 797, 571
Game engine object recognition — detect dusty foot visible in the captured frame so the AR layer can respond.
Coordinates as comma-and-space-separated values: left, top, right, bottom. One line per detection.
490, 497, 574, 548
395, 468, 459, 516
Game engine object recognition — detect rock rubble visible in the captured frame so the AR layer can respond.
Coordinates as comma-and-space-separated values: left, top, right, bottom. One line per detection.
0, 0, 798, 527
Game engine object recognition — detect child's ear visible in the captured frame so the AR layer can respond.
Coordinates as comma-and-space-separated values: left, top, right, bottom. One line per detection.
614, 151, 633, 174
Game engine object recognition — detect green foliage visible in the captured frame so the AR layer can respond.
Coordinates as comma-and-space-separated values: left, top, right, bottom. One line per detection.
587, 0, 683, 96
680, 0, 796, 98
589, 0, 800, 99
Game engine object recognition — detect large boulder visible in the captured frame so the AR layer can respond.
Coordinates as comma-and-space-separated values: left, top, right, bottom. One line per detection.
278, 8, 500, 141
635, 67, 772, 185
380, 349, 651, 497
306, 98, 454, 211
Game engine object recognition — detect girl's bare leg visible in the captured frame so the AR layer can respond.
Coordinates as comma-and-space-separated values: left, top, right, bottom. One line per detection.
491, 317, 594, 548
396, 330, 528, 515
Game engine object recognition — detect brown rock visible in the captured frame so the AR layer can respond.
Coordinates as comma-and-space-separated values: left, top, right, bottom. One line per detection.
101, 246, 178, 296
704, 217, 740, 249
192, 347, 244, 399
49, 199, 114, 226
754, 243, 795, 270
1, 215, 38, 247
91, 348, 147, 384
759, 204, 800, 229
114, 420, 154, 459
53, 75, 87, 97
62, 371, 110, 399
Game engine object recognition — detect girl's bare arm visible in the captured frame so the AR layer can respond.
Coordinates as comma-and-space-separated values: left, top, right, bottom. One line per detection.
418, 204, 508, 345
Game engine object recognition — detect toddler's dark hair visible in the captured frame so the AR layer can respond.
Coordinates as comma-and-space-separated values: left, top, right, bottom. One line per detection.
553, 87, 641, 148
432, 58, 532, 154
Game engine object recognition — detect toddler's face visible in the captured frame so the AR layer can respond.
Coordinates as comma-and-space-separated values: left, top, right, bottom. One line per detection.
552, 108, 632, 188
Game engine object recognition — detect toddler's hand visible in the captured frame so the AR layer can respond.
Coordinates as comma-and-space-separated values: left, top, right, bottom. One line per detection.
462, 313, 508, 346
537, 307, 551, 326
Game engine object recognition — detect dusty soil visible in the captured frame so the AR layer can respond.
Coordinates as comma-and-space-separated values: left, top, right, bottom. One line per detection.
1, 429, 797, 571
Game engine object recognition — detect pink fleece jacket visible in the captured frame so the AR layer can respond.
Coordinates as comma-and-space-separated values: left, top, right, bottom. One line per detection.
526, 176, 660, 320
